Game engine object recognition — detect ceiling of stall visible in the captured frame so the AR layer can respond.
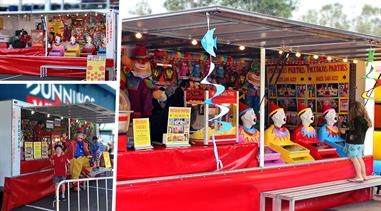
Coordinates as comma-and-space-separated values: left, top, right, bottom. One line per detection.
122, 6, 381, 61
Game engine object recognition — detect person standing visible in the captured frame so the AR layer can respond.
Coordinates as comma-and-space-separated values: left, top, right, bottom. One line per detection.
345, 101, 372, 182
66, 130, 92, 190
50, 144, 69, 201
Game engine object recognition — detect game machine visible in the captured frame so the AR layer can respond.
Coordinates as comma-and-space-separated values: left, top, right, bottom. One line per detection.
374, 87, 381, 176
317, 105, 347, 157
292, 103, 339, 160
264, 102, 315, 163
188, 89, 239, 145
238, 102, 284, 166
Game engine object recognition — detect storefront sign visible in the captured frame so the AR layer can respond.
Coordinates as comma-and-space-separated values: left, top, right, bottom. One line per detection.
41, 142, 48, 158
103, 151, 112, 169
24, 142, 33, 161
46, 120, 54, 129
86, 55, 106, 81
166, 107, 191, 147
132, 118, 152, 150
267, 63, 350, 84
33, 142, 42, 159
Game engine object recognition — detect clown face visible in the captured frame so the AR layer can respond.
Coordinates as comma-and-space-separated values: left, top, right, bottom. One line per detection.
240, 109, 257, 128
70, 36, 76, 44
272, 109, 286, 128
55, 36, 61, 44
300, 109, 314, 127
324, 109, 338, 126
133, 60, 150, 73
86, 36, 92, 43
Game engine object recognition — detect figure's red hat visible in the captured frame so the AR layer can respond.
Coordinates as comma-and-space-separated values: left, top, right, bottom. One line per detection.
132, 46, 148, 59
239, 102, 253, 116
297, 103, 311, 116
322, 104, 334, 116
269, 102, 283, 117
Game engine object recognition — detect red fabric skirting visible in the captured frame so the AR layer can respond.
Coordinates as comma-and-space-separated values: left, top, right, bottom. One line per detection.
2, 169, 54, 211
116, 156, 374, 211
117, 144, 259, 181
20, 159, 52, 174
0, 47, 44, 56
0, 56, 114, 78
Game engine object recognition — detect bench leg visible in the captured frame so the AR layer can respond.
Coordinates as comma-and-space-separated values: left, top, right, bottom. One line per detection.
260, 193, 265, 211
289, 200, 295, 211
274, 197, 281, 211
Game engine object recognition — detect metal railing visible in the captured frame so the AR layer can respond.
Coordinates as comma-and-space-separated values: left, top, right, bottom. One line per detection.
55, 176, 113, 211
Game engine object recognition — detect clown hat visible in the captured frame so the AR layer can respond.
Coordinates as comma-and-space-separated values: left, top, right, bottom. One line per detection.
322, 104, 334, 116
297, 103, 311, 116
132, 46, 148, 59
250, 63, 259, 72
227, 56, 234, 63
269, 102, 283, 117
239, 102, 253, 116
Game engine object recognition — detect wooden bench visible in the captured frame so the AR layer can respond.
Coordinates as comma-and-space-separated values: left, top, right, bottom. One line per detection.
40, 65, 114, 79
261, 176, 381, 211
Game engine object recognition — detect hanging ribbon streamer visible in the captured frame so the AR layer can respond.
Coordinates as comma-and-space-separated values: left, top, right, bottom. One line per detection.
362, 49, 381, 104
200, 12, 233, 171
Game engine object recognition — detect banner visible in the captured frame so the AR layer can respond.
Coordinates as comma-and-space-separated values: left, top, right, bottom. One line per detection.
86, 55, 106, 81
132, 118, 152, 150
24, 142, 33, 161
166, 107, 191, 147
41, 142, 49, 158
33, 142, 42, 159
267, 63, 350, 84
103, 152, 112, 169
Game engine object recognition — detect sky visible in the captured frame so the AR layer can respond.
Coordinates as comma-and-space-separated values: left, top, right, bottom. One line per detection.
121, 0, 381, 19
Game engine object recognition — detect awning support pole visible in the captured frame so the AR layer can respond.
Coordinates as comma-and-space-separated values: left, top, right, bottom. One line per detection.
68, 118, 71, 140
260, 47, 265, 168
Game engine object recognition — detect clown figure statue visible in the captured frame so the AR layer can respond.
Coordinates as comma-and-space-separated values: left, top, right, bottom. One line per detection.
49, 35, 65, 56
292, 103, 339, 159
265, 102, 315, 163
318, 105, 346, 157
238, 102, 259, 144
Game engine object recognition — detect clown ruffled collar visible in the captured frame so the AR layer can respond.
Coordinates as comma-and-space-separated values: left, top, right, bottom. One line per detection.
131, 70, 151, 79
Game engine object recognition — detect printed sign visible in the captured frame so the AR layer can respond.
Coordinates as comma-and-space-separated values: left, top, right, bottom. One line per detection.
24, 142, 33, 161
33, 142, 42, 159
46, 120, 54, 129
86, 55, 106, 81
166, 107, 191, 147
41, 142, 49, 158
54, 119, 61, 127
132, 118, 152, 150
103, 152, 112, 169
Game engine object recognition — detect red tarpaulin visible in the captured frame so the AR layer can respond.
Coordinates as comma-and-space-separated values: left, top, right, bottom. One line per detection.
0, 47, 44, 56
2, 169, 54, 211
0, 56, 114, 78
116, 156, 374, 211
117, 143, 259, 181
20, 159, 52, 174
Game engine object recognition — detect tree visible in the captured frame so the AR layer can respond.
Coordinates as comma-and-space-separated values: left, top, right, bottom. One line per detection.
129, 0, 153, 16
353, 4, 381, 36
302, 3, 350, 30
163, 0, 299, 18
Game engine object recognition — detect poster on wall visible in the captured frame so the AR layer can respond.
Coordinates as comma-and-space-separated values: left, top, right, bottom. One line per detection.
24, 142, 33, 161
46, 120, 54, 129
86, 55, 106, 81
54, 119, 61, 127
166, 107, 191, 147
33, 142, 42, 159
41, 142, 49, 158
132, 118, 153, 150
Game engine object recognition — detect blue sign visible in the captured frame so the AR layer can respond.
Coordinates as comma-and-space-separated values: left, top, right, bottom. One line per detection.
0, 84, 115, 111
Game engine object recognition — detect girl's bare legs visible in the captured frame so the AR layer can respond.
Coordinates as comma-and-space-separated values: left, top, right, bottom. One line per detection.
358, 157, 368, 180
350, 158, 364, 181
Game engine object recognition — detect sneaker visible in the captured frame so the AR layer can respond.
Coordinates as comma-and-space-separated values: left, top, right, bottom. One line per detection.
59, 196, 67, 201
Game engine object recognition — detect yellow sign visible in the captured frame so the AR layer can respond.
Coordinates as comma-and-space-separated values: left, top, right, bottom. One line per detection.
86, 55, 106, 81
102, 152, 112, 169
24, 142, 33, 161
167, 107, 191, 147
33, 142, 42, 159
267, 63, 349, 84
133, 118, 152, 150
41, 142, 49, 158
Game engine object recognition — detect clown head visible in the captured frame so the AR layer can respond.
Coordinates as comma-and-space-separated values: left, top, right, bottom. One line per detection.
269, 102, 286, 128
239, 102, 257, 129
55, 35, 61, 45
246, 64, 260, 87
322, 105, 337, 126
130, 46, 151, 78
86, 35, 92, 44
70, 36, 76, 44
298, 103, 314, 127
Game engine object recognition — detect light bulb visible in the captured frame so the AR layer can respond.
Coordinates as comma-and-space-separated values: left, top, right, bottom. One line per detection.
295, 52, 301, 57
353, 59, 358, 64
343, 58, 348, 62
239, 45, 245, 51
135, 32, 143, 39
47, 114, 50, 118
313, 55, 319, 59
327, 56, 332, 61
279, 50, 283, 54
191, 39, 198, 45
